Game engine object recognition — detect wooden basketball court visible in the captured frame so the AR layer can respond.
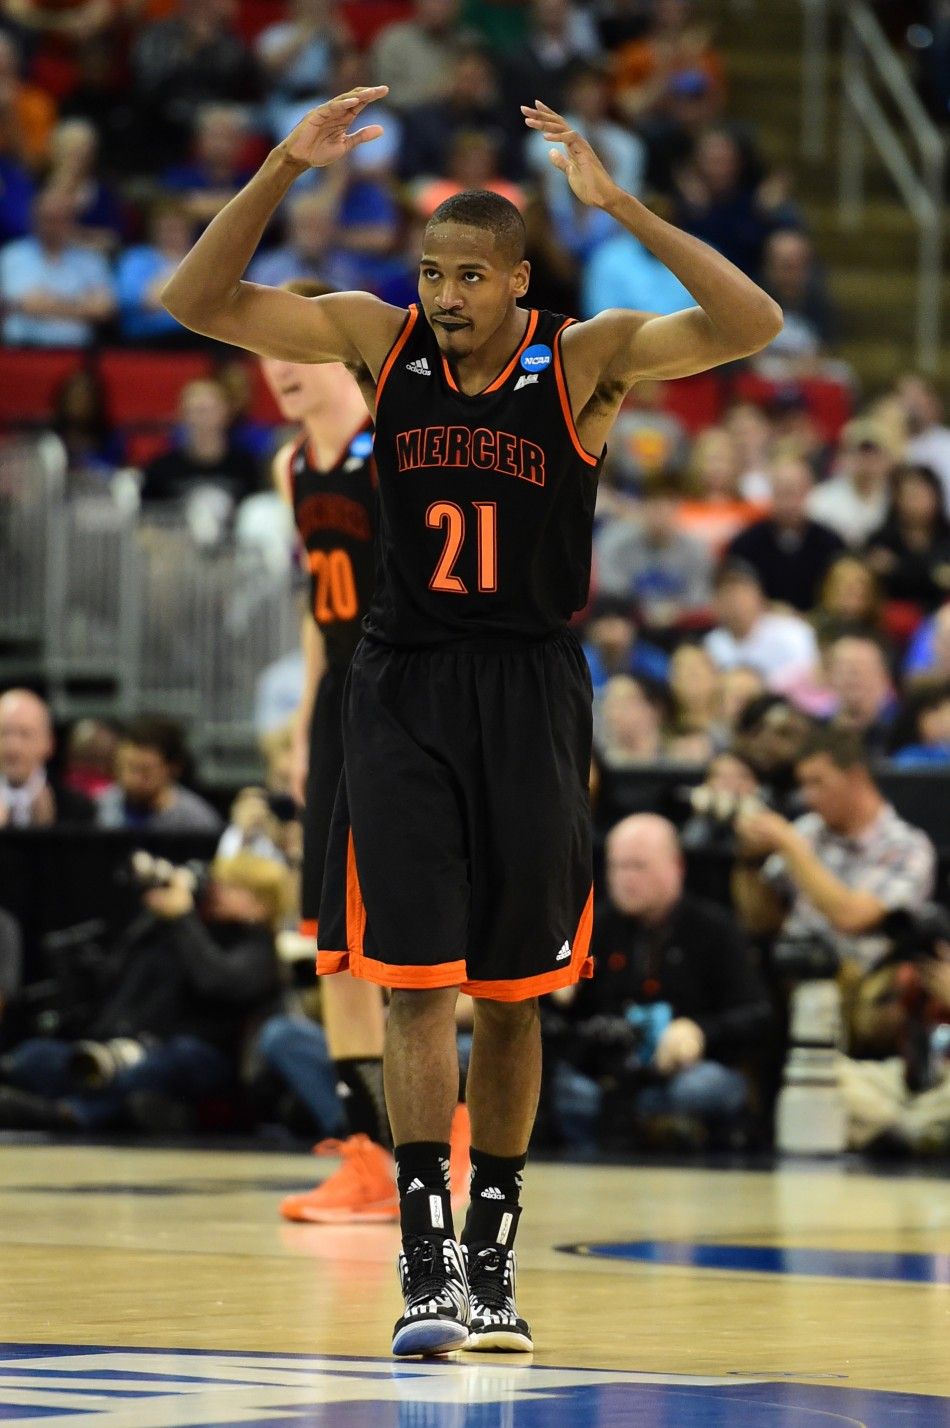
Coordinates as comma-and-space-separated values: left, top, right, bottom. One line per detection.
2, 1141, 948, 1425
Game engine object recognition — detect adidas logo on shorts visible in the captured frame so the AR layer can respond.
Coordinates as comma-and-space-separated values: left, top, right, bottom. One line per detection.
406, 1178, 425, 1193
555, 941, 572, 962
406, 358, 431, 375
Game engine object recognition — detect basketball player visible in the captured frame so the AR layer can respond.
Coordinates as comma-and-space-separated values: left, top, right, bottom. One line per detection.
162, 86, 782, 1357
261, 283, 468, 1222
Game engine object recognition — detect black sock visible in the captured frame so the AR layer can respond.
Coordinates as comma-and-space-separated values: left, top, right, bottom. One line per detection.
463, 1148, 526, 1249
334, 1057, 390, 1147
394, 1141, 454, 1239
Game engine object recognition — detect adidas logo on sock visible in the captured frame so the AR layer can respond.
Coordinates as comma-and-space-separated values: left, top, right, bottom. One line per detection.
406, 358, 431, 375
480, 1186, 505, 1200
555, 940, 571, 962
406, 1177, 425, 1193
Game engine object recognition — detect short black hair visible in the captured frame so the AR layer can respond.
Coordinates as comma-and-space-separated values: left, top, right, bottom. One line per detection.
426, 189, 526, 265
796, 726, 870, 772
120, 715, 188, 769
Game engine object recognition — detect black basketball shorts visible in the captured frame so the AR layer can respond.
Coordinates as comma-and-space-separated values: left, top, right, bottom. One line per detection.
317, 631, 595, 1001
300, 662, 346, 935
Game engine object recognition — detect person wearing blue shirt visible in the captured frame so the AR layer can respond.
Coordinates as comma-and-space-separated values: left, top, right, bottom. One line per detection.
581, 231, 694, 319
116, 201, 196, 343
0, 188, 116, 347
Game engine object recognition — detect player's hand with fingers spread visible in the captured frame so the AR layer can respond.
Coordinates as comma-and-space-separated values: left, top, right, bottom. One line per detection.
277, 86, 389, 174
522, 99, 619, 210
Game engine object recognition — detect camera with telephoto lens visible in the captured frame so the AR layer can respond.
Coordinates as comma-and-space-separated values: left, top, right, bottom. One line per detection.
874, 903, 950, 968
679, 787, 767, 853
69, 1036, 153, 1090
116, 850, 211, 901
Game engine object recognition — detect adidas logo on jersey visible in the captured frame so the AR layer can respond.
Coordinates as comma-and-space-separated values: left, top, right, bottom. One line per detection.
406, 358, 431, 375
514, 373, 539, 391
480, 1186, 505, 1200
555, 941, 572, 962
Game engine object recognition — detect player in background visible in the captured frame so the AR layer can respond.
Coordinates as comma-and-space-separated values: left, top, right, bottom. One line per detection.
262, 281, 469, 1223
162, 87, 782, 1357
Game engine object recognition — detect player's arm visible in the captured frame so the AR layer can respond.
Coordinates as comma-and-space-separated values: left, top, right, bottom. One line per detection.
523, 102, 783, 388
160, 88, 404, 369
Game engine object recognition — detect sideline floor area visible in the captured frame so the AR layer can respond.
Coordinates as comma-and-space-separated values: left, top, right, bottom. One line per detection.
1, 1143, 948, 1425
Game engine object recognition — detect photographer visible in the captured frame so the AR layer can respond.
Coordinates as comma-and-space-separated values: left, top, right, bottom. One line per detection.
733, 728, 936, 978
548, 814, 771, 1151
0, 853, 282, 1131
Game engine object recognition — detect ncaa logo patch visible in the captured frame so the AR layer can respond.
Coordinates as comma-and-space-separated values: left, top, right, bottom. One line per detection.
520, 343, 552, 372
348, 431, 374, 459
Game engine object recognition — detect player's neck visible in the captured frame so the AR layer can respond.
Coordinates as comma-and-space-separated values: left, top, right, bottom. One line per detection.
449, 306, 530, 395
302, 392, 369, 469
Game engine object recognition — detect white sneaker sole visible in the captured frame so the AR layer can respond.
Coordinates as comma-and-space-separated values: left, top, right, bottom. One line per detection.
392, 1318, 470, 1358
464, 1328, 534, 1352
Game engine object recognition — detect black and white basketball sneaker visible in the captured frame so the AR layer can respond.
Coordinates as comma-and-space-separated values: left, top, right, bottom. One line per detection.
464, 1244, 533, 1352
391, 1235, 470, 1358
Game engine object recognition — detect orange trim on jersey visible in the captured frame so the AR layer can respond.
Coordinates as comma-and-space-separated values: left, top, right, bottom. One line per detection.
299, 918, 318, 938
440, 309, 539, 397
376, 304, 419, 402
553, 320, 600, 468
316, 949, 348, 975
462, 885, 595, 1002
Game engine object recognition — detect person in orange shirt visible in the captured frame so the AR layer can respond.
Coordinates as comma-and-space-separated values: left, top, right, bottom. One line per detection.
612, 0, 725, 123
411, 131, 527, 219
0, 32, 57, 168
677, 425, 767, 558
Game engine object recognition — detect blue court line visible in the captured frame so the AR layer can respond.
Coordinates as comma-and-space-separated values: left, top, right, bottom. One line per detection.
565, 1240, 950, 1283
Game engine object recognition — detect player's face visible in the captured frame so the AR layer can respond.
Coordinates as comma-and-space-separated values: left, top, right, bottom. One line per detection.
260, 356, 347, 422
418, 222, 529, 359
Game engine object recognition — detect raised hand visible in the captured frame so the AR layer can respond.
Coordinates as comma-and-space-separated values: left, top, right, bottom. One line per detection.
278, 87, 389, 172
522, 100, 619, 210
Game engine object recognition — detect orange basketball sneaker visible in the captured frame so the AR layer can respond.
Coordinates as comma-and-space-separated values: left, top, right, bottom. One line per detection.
280, 1106, 472, 1225
279, 1135, 399, 1224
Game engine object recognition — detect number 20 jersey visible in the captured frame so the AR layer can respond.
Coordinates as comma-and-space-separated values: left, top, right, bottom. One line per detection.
366, 305, 604, 646
289, 421, 377, 667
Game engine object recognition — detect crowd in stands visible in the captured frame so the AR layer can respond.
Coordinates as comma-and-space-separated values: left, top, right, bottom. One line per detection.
0, 0, 948, 1156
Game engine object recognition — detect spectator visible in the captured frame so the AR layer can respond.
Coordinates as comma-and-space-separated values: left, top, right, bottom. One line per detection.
668, 643, 719, 760
597, 385, 690, 494
808, 416, 897, 547
526, 58, 646, 204
370, 0, 460, 112
891, 682, 950, 766
96, 716, 223, 832
678, 426, 765, 556
44, 117, 123, 252
61, 717, 117, 798
0, 851, 282, 1131
399, 42, 522, 183
582, 595, 669, 692
640, 66, 723, 196
256, 0, 348, 140
2, 0, 114, 54
50, 364, 123, 480
552, 813, 770, 1149
757, 228, 837, 369
0, 149, 35, 243
865, 464, 950, 613
704, 560, 819, 686
0, 30, 56, 169
904, 601, 950, 683
130, 0, 258, 167
893, 373, 950, 506
727, 455, 845, 612
734, 728, 935, 976
0, 186, 116, 346
812, 556, 884, 646
411, 130, 527, 218
611, 0, 726, 123
716, 664, 766, 743
596, 674, 668, 768
733, 693, 813, 811
0, 687, 95, 825
140, 379, 261, 509
502, 0, 600, 115
723, 400, 775, 503
116, 200, 196, 344
246, 191, 358, 291
162, 105, 256, 228
673, 126, 795, 279
580, 226, 693, 319
59, 36, 135, 177
595, 478, 712, 630
825, 634, 897, 756
769, 383, 832, 481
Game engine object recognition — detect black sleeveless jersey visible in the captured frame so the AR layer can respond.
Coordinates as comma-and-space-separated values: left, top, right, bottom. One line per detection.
366, 305, 604, 646
288, 420, 377, 667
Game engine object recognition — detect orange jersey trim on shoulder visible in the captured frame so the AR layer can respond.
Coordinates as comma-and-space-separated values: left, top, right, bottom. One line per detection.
376, 304, 419, 403
553, 319, 600, 468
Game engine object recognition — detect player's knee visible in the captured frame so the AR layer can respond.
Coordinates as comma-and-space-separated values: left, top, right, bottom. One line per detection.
473, 996, 540, 1036
388, 985, 458, 1029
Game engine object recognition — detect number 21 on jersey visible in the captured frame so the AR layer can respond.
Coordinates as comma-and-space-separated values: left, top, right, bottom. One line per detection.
426, 501, 498, 595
